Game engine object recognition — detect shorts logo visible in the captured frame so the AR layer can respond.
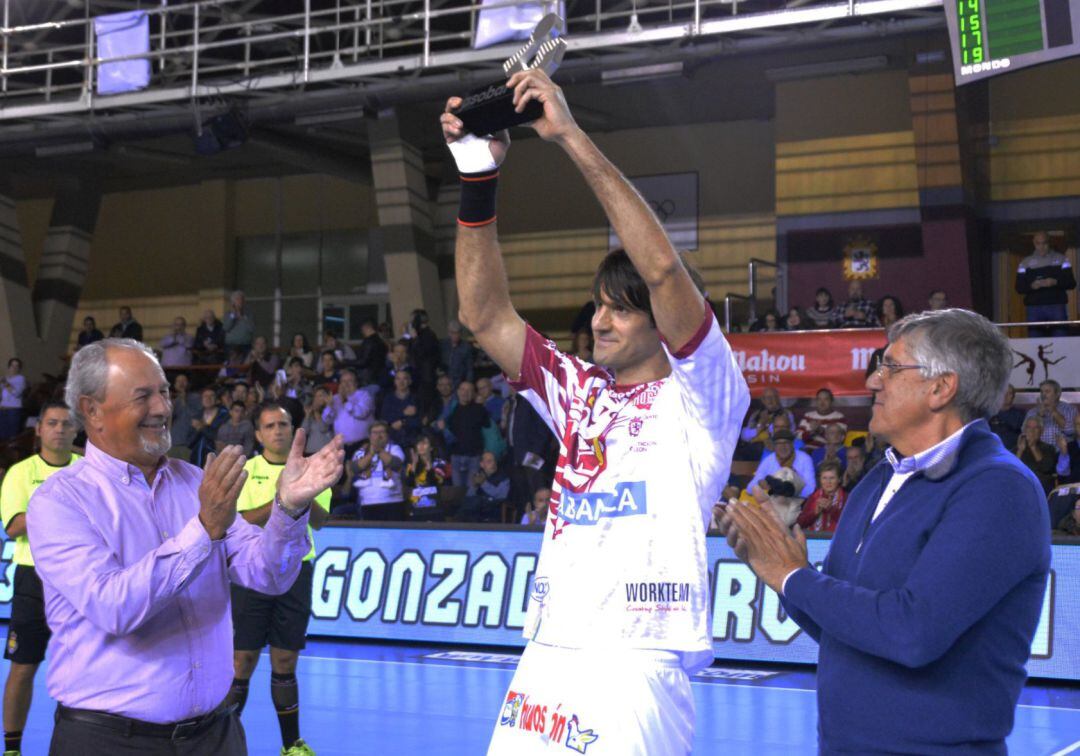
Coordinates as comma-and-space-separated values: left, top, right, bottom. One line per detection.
497, 690, 600, 753
500, 691, 524, 727
557, 482, 647, 526
6, 631, 16, 656
530, 577, 550, 605
565, 715, 599, 753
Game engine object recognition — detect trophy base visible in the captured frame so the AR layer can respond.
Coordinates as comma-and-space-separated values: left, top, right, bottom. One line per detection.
455, 81, 544, 136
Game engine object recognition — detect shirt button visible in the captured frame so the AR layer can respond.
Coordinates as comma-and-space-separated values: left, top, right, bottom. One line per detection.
193, 662, 202, 669
120, 475, 129, 484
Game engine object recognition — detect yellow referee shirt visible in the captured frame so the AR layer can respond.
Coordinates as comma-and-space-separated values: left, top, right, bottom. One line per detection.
1, 453, 82, 567
236, 455, 330, 562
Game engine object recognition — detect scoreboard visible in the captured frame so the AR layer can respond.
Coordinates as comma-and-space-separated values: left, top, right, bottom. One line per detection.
945, 0, 1080, 83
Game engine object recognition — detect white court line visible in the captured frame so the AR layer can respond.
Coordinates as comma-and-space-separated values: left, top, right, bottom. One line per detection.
297, 655, 1080, 712
1051, 740, 1080, 756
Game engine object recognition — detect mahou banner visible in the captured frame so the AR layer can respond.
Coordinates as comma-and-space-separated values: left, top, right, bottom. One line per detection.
726, 330, 886, 398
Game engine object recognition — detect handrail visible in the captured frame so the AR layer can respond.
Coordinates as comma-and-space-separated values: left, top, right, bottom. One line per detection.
723, 292, 751, 334
748, 257, 783, 325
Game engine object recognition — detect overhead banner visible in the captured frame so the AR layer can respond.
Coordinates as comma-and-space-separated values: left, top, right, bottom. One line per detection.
725, 330, 885, 398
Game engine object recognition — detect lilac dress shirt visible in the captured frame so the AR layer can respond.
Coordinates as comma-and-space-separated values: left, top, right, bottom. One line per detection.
26, 442, 310, 724
322, 389, 374, 444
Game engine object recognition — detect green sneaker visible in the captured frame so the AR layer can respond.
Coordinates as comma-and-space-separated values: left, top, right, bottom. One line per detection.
3, 750, 20, 756
281, 739, 315, 756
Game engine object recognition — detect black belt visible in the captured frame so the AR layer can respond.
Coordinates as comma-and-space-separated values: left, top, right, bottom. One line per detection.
55, 701, 235, 741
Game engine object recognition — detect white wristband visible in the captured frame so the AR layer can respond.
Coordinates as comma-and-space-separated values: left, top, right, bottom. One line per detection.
448, 133, 499, 174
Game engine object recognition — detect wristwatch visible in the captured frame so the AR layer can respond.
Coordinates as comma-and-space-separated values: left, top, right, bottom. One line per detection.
274, 493, 310, 519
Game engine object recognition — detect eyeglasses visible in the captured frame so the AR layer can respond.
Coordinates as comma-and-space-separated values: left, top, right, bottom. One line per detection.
873, 360, 927, 379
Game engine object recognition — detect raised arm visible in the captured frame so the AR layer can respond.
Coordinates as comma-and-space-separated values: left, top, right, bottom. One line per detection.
507, 69, 706, 351
440, 99, 527, 379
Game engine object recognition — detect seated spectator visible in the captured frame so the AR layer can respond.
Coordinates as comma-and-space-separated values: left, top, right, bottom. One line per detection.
108, 305, 143, 341
323, 368, 375, 457
796, 387, 848, 450
76, 316, 104, 351
230, 381, 250, 407
218, 347, 249, 381
405, 433, 451, 514
289, 332, 314, 369
447, 381, 490, 487
740, 387, 796, 446
1024, 379, 1077, 447
381, 370, 422, 450
302, 385, 335, 455
242, 384, 261, 421
458, 451, 510, 522
265, 376, 304, 430
0, 358, 27, 442
837, 279, 879, 328
159, 316, 194, 367
280, 357, 314, 408
216, 401, 255, 457
349, 421, 406, 521
746, 429, 816, 499
168, 373, 201, 456
387, 340, 410, 380
569, 331, 593, 363
797, 460, 848, 533
757, 413, 805, 459
355, 318, 389, 387
521, 486, 552, 526
1060, 414, 1080, 484
750, 309, 783, 332
989, 385, 1025, 451
927, 289, 948, 311
247, 335, 280, 388
193, 308, 225, 364
428, 374, 457, 429
189, 387, 227, 466
811, 423, 848, 471
313, 350, 341, 394
784, 307, 806, 331
877, 295, 904, 329
856, 432, 888, 470
476, 376, 505, 426
805, 287, 838, 329
324, 332, 356, 365
1016, 416, 1059, 494
752, 466, 806, 527
1050, 483, 1080, 534
841, 442, 869, 492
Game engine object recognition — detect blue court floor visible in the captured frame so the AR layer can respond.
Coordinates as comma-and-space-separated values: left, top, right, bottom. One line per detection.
5, 638, 1080, 755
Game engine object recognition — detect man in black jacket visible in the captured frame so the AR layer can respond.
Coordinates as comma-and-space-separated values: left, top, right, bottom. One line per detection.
1015, 231, 1076, 337
502, 388, 554, 522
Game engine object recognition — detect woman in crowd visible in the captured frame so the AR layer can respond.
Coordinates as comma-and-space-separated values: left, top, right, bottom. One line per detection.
750, 310, 783, 332
189, 386, 228, 466
289, 332, 314, 369
877, 295, 905, 329
797, 460, 848, 533
247, 335, 280, 388
302, 385, 335, 455
313, 350, 341, 394
805, 287, 838, 329
784, 307, 806, 331
0, 357, 27, 442
405, 433, 451, 514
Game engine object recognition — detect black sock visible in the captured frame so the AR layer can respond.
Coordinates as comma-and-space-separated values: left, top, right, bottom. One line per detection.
4, 730, 22, 753
271, 672, 300, 747
224, 677, 251, 716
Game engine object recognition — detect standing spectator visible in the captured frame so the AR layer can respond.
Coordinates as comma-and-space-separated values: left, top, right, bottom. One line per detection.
429, 374, 458, 439
1052, 485, 1080, 534
458, 451, 510, 522
441, 319, 475, 388
405, 433, 450, 514
841, 443, 869, 492
1015, 231, 1076, 337
288, 333, 314, 369
503, 387, 553, 521
811, 423, 848, 471
189, 387, 228, 466
216, 402, 256, 458
741, 387, 796, 447
169, 373, 202, 457
746, 429, 816, 499
313, 351, 340, 394
407, 309, 441, 416
520, 486, 552, 526
385, 341, 411, 391
0, 358, 27, 442
447, 381, 490, 487
1059, 414, 1080, 484
349, 422, 406, 521
476, 376, 505, 425
224, 290, 255, 354
877, 295, 904, 330
159, 316, 194, 368
990, 385, 1026, 452
927, 289, 948, 311
796, 388, 848, 450
323, 369, 374, 457
281, 358, 314, 408
805, 287, 838, 329
1016, 416, 1059, 494
194, 309, 225, 364
248, 336, 280, 389
354, 319, 388, 387
381, 370, 422, 450
323, 333, 356, 365
837, 280, 879, 328
1024, 379, 1077, 446
797, 460, 848, 533
568, 331, 593, 362
108, 306, 143, 341
301, 386, 335, 456
784, 307, 807, 331
76, 316, 104, 350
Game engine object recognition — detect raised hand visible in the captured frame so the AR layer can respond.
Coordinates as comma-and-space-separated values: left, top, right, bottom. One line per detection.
441, 96, 510, 168
506, 69, 579, 143
198, 445, 248, 539
277, 429, 346, 511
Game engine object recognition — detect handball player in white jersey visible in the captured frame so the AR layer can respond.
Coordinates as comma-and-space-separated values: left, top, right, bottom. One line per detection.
441, 69, 749, 755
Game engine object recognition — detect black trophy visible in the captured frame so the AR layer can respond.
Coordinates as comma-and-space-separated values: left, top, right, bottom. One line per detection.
455, 14, 567, 136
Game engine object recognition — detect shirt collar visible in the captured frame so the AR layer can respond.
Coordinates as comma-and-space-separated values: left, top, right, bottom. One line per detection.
84, 441, 168, 486
885, 420, 980, 480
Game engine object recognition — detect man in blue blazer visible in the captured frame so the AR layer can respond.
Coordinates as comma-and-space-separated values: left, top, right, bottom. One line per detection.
721, 308, 1050, 755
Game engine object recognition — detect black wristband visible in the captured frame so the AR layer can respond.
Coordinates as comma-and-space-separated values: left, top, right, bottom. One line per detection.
458, 170, 499, 227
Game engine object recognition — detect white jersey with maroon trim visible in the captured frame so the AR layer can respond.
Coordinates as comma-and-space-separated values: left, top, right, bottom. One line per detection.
511, 309, 749, 670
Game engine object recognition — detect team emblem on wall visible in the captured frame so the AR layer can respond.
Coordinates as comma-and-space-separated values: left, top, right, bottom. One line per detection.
842, 236, 879, 280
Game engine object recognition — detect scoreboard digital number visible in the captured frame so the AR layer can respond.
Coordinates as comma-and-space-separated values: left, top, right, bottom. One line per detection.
945, 0, 1080, 83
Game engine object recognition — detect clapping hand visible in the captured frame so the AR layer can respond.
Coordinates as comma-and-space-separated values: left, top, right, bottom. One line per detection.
198, 445, 248, 539
725, 501, 810, 594
277, 429, 346, 511
1057, 434, 1070, 455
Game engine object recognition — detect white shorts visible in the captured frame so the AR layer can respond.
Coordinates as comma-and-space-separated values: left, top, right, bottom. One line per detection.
487, 642, 695, 756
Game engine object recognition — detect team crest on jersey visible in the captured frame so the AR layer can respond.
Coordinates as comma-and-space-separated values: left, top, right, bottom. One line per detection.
500, 692, 525, 727
556, 481, 647, 526
628, 418, 643, 437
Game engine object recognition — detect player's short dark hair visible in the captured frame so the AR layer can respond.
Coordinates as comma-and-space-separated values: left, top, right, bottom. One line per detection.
38, 401, 71, 422
591, 248, 705, 326
254, 400, 291, 429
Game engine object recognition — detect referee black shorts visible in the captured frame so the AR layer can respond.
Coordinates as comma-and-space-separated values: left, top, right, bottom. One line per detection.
5, 564, 51, 665
231, 560, 314, 652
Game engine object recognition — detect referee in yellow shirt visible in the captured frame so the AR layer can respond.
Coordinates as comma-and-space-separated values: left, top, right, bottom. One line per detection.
0, 402, 80, 756
224, 402, 331, 756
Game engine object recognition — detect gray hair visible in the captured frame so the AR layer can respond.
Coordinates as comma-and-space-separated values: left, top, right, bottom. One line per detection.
887, 308, 1012, 423
65, 338, 161, 428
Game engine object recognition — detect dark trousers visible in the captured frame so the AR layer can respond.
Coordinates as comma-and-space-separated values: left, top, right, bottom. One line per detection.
49, 707, 247, 756
1026, 303, 1070, 338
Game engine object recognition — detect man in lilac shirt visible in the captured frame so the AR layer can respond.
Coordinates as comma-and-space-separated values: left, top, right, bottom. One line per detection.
321, 368, 374, 456
27, 339, 344, 756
